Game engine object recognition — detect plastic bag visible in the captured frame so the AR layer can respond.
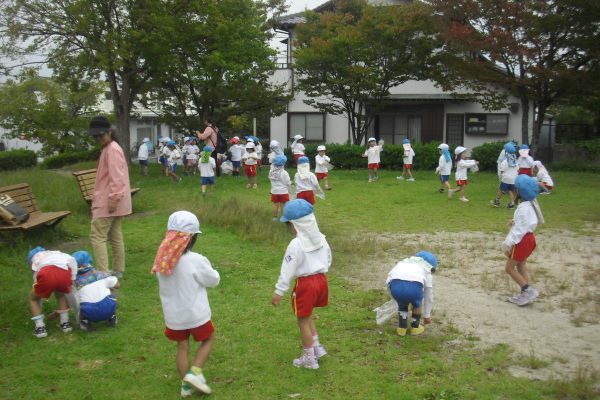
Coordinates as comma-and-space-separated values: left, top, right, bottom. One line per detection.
221, 160, 233, 175
373, 299, 398, 325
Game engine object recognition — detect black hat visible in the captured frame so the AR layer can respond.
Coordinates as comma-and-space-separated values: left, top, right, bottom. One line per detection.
88, 116, 112, 136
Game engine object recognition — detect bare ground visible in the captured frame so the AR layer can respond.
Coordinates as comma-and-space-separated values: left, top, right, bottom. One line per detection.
344, 228, 600, 380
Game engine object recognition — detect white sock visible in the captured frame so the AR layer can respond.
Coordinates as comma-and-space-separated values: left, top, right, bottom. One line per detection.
312, 335, 320, 347
58, 310, 69, 324
32, 314, 45, 328
304, 346, 315, 359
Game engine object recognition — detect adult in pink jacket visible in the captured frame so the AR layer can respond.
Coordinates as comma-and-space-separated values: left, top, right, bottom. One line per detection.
88, 116, 132, 277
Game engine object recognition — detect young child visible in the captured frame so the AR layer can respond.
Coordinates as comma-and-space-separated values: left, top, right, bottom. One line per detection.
291, 134, 305, 164
448, 146, 479, 202
254, 137, 263, 169
27, 247, 77, 338
72, 250, 119, 331
242, 142, 260, 189
185, 138, 200, 176
269, 154, 291, 221
268, 140, 284, 164
199, 146, 216, 196
386, 251, 437, 336
435, 143, 452, 193
533, 161, 554, 194
153, 211, 220, 396
138, 137, 150, 176
314, 145, 332, 190
491, 142, 518, 209
518, 144, 534, 176
397, 138, 415, 181
271, 199, 332, 369
362, 137, 384, 182
295, 156, 325, 205
228, 137, 244, 177
166, 140, 182, 182
502, 175, 544, 306
159, 137, 171, 176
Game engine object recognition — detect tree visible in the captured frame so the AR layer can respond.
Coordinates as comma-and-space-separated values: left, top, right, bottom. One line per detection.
293, 0, 439, 145
0, 69, 103, 155
430, 0, 600, 147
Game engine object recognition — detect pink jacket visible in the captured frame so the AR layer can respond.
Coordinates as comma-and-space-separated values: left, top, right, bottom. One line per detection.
92, 141, 132, 219
196, 126, 217, 149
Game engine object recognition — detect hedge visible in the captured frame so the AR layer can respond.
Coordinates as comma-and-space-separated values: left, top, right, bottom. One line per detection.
41, 148, 100, 169
0, 149, 37, 171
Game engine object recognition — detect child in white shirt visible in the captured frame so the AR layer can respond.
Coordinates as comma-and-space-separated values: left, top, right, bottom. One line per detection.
153, 211, 220, 396
268, 140, 284, 164
362, 137, 384, 182
448, 146, 479, 202
491, 143, 518, 209
295, 156, 325, 205
185, 139, 200, 176
314, 145, 332, 190
518, 144, 534, 176
269, 154, 291, 221
138, 137, 150, 176
271, 200, 332, 369
533, 160, 554, 194
435, 143, 453, 193
242, 142, 260, 189
291, 134, 305, 165
397, 138, 415, 181
228, 137, 244, 177
199, 146, 217, 196
159, 139, 171, 176
386, 251, 437, 336
166, 140, 182, 182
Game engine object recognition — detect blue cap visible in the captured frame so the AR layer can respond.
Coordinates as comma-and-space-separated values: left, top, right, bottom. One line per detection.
515, 174, 539, 201
504, 143, 517, 154
167, 140, 176, 146
273, 154, 287, 166
297, 156, 309, 165
280, 199, 314, 222
402, 139, 410, 144
416, 251, 437, 270
27, 246, 45, 265
520, 144, 529, 150
72, 250, 93, 268
203, 145, 213, 152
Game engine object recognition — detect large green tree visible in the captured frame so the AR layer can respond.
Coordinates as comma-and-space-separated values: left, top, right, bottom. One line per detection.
0, 69, 103, 155
293, 0, 439, 145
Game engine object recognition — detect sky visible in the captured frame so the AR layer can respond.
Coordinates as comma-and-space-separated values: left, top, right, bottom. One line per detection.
286, 0, 328, 14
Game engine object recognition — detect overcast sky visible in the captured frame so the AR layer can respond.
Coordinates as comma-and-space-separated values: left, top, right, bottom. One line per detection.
286, 0, 327, 13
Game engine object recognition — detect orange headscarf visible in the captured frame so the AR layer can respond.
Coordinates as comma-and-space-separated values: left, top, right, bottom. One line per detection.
151, 230, 193, 275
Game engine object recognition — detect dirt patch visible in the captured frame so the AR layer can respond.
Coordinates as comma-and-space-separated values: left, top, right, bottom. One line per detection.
344, 229, 600, 380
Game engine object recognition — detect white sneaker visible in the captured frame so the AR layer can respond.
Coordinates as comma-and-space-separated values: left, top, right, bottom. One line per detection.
180, 384, 194, 398
293, 352, 319, 369
407, 178, 415, 182
512, 291, 531, 306
507, 292, 522, 303
314, 344, 327, 359
396, 176, 404, 180
368, 178, 373, 183
523, 287, 539, 304
183, 372, 212, 394
459, 197, 469, 202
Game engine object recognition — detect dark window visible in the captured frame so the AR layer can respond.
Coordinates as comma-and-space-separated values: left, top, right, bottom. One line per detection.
446, 114, 464, 146
465, 114, 509, 135
288, 113, 325, 142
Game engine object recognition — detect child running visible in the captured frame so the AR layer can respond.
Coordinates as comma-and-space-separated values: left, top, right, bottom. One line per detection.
491, 142, 518, 209
362, 137, 384, 182
269, 154, 291, 221
386, 251, 437, 336
533, 161, 554, 194
271, 199, 332, 369
242, 142, 260, 189
166, 140, 182, 182
295, 156, 325, 205
517, 144, 534, 176
448, 146, 479, 202
502, 175, 544, 306
153, 211, 220, 396
314, 145, 332, 190
397, 138, 415, 181
291, 134, 305, 164
199, 146, 216, 196
228, 137, 244, 177
435, 143, 452, 193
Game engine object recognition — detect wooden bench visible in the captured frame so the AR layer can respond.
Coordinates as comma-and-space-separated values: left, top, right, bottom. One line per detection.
72, 168, 140, 204
0, 183, 71, 231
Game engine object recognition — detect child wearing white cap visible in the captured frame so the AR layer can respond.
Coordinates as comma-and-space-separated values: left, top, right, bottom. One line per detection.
291, 134, 305, 164
533, 161, 554, 194
166, 141, 182, 182
314, 145, 332, 190
242, 142, 260, 189
397, 138, 415, 181
295, 156, 325, 205
362, 137, 384, 182
448, 146, 479, 202
137, 137, 150, 176
184, 138, 200, 176
153, 211, 220, 396
271, 199, 332, 369
435, 143, 453, 193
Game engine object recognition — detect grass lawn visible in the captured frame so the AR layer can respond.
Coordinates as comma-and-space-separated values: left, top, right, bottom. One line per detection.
0, 163, 599, 399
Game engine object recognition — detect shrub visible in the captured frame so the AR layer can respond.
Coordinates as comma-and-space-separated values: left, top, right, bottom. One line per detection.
574, 138, 600, 156
41, 148, 100, 169
0, 149, 37, 171
470, 141, 509, 172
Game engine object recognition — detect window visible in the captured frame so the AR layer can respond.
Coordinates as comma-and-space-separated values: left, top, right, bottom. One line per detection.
289, 113, 325, 141
465, 114, 509, 135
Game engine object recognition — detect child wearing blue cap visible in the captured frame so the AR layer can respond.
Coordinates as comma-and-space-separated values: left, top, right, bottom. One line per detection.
199, 146, 216, 196
166, 140, 182, 182
397, 138, 415, 182
271, 199, 332, 369
491, 142, 519, 209
295, 156, 325, 205
517, 144, 534, 176
386, 251, 437, 336
72, 250, 119, 331
435, 143, 453, 193
362, 137, 384, 182
502, 175, 544, 306
269, 154, 291, 221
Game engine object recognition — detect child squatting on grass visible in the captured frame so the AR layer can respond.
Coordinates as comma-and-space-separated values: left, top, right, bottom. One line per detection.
153, 211, 220, 396
502, 175, 544, 306
363, 137, 384, 182
271, 199, 332, 369
386, 251, 437, 336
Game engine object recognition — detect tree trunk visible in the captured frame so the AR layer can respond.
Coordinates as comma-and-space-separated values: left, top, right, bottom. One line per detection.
520, 95, 530, 144
117, 110, 131, 163
531, 103, 546, 151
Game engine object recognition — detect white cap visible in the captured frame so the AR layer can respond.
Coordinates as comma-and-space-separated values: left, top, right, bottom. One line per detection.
167, 211, 201, 234
245, 142, 255, 149
293, 134, 303, 140
368, 137, 376, 142
437, 143, 448, 150
142, 137, 150, 143
317, 145, 326, 151
159, 137, 170, 143
454, 146, 467, 155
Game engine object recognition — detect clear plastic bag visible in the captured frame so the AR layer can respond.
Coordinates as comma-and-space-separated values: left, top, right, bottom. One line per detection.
373, 299, 398, 325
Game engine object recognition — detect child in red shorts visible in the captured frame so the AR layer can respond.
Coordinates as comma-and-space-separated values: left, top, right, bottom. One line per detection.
448, 146, 479, 202
314, 145, 332, 190
269, 154, 291, 221
27, 247, 77, 338
271, 199, 332, 369
242, 141, 260, 189
153, 211, 220, 396
294, 156, 325, 205
397, 138, 415, 181
362, 137, 383, 182
502, 175, 544, 306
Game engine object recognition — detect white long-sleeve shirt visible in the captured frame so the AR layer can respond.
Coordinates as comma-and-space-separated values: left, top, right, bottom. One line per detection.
364, 145, 383, 164
275, 238, 332, 296
157, 252, 220, 330
435, 155, 452, 176
78, 276, 118, 304
168, 148, 181, 166
31, 251, 77, 281
518, 155, 534, 169
295, 172, 320, 193
499, 159, 518, 184
503, 201, 539, 250
229, 144, 245, 162
403, 148, 415, 164
186, 145, 199, 160
536, 170, 554, 186
292, 142, 305, 155
315, 155, 330, 173
270, 170, 291, 195
137, 143, 149, 161
386, 257, 434, 318
455, 159, 477, 181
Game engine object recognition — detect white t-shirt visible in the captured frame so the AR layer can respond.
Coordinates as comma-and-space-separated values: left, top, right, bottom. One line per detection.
138, 143, 148, 161
536, 170, 554, 186
403, 148, 415, 164
229, 144, 245, 162
518, 155, 534, 169
386, 257, 434, 318
31, 251, 77, 281
199, 157, 216, 177
78, 276, 118, 304
295, 172, 320, 193
455, 159, 477, 181
315, 155, 330, 173
186, 145, 199, 160
160, 146, 171, 158
242, 151, 260, 165
292, 142, 305, 155
157, 251, 220, 330
364, 145, 383, 164
275, 238, 332, 296
168, 148, 181, 165
436, 155, 452, 176
499, 159, 518, 184
270, 169, 291, 195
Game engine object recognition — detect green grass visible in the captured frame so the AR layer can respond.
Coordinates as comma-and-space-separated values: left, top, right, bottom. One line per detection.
1, 164, 599, 399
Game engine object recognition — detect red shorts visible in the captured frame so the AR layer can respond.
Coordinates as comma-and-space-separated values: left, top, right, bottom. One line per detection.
316, 172, 328, 180
244, 164, 257, 176
518, 168, 532, 176
296, 190, 315, 205
33, 266, 72, 299
293, 154, 304, 163
455, 179, 468, 186
511, 232, 537, 262
404, 164, 413, 170
271, 193, 290, 203
542, 183, 553, 191
368, 163, 380, 170
165, 320, 214, 342
292, 273, 328, 318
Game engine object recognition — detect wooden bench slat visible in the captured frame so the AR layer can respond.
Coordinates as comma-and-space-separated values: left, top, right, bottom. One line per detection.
72, 169, 140, 206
